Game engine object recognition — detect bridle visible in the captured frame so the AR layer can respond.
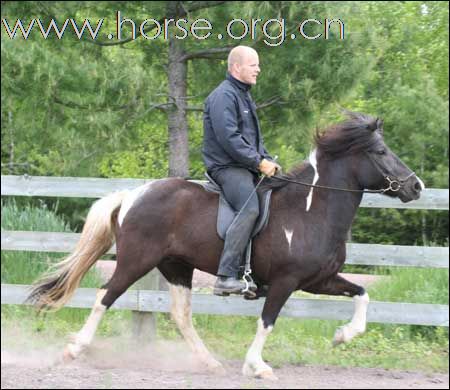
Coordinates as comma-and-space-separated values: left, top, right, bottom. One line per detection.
365, 152, 416, 192
271, 151, 417, 194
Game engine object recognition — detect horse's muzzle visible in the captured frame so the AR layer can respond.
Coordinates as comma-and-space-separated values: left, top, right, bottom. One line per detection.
399, 176, 423, 202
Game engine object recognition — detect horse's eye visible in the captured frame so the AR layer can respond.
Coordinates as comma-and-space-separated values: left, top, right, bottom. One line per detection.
377, 149, 386, 155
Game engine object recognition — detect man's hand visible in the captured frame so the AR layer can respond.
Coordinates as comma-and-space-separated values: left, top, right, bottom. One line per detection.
259, 159, 281, 177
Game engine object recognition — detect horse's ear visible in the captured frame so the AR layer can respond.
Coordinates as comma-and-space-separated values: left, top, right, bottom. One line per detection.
367, 120, 378, 131
376, 118, 384, 133
367, 117, 383, 132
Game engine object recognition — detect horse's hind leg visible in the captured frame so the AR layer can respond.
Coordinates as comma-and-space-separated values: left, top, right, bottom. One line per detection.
304, 274, 369, 345
63, 288, 108, 362
63, 244, 163, 361
158, 260, 225, 374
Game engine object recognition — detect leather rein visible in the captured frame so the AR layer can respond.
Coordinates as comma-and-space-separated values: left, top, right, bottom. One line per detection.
271, 152, 416, 194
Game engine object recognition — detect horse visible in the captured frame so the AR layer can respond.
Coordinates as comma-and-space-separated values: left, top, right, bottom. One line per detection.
27, 111, 424, 380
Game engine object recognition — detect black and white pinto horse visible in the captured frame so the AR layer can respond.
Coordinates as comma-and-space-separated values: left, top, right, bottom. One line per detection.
28, 112, 424, 379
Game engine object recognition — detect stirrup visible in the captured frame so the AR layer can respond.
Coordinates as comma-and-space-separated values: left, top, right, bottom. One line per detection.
242, 271, 257, 298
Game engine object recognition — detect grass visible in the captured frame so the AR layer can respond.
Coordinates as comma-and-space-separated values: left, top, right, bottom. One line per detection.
193, 316, 449, 372
1, 200, 449, 373
3, 305, 447, 372
367, 266, 449, 305
1, 199, 102, 287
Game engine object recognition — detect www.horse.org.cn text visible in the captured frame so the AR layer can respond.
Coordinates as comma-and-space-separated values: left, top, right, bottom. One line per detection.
1, 12, 345, 47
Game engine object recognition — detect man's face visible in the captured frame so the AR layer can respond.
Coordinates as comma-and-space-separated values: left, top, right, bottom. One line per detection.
235, 53, 260, 85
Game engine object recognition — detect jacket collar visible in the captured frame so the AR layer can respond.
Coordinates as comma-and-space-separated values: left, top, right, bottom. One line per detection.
226, 72, 251, 92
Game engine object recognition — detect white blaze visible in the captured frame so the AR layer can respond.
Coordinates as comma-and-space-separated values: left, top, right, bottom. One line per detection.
306, 149, 319, 212
417, 176, 426, 190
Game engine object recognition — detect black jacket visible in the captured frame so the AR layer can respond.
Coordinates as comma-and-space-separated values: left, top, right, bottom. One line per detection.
202, 73, 273, 174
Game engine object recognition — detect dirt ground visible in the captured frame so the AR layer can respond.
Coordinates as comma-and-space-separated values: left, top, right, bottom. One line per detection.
3, 270, 447, 389
2, 338, 448, 389
1, 354, 448, 389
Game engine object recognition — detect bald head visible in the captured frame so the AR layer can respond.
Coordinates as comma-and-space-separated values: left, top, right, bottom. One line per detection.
228, 46, 258, 70
227, 46, 260, 85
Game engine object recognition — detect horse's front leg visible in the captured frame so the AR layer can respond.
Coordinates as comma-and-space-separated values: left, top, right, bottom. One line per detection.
304, 274, 369, 345
243, 275, 299, 381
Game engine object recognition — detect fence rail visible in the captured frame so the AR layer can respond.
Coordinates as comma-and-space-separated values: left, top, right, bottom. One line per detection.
2, 284, 448, 327
1, 230, 448, 269
1, 175, 449, 209
1, 175, 449, 328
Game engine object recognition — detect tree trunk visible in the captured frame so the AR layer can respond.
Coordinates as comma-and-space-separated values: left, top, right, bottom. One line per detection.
167, 1, 189, 178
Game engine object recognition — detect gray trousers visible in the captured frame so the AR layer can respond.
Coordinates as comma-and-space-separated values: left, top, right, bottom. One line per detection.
211, 167, 260, 278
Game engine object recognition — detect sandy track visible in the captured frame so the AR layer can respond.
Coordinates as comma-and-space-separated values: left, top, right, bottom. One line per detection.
2, 339, 448, 389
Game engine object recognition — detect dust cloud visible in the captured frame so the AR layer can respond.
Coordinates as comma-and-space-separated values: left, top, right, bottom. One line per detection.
1, 322, 211, 373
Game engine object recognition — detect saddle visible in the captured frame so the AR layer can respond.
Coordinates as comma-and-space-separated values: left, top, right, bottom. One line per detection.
201, 172, 272, 240
199, 173, 272, 300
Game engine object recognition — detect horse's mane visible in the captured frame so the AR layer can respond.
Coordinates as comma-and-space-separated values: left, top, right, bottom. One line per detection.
314, 111, 383, 157
261, 111, 383, 191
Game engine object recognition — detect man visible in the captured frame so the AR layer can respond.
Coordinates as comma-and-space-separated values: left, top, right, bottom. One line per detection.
202, 45, 281, 296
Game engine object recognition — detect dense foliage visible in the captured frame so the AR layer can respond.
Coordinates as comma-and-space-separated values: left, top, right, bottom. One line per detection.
1, 1, 448, 243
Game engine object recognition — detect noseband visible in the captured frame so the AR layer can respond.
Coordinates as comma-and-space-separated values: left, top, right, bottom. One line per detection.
365, 152, 416, 193
271, 152, 417, 194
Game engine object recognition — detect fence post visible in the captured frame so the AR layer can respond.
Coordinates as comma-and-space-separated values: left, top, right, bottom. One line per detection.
131, 269, 160, 342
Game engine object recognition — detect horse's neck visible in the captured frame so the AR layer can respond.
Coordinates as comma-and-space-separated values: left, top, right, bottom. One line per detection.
319, 156, 362, 234
287, 156, 363, 239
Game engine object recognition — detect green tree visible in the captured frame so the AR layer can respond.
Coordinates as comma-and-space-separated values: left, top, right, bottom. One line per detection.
1, 1, 448, 243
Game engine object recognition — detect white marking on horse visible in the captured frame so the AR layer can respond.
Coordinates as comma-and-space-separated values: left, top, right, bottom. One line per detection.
118, 183, 152, 226
243, 318, 276, 379
306, 149, 319, 212
417, 176, 426, 190
284, 228, 293, 253
333, 292, 370, 345
65, 289, 107, 359
169, 284, 223, 372
351, 292, 370, 331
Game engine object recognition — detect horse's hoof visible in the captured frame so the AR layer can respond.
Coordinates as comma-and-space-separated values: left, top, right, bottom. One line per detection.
256, 369, 278, 381
208, 362, 226, 375
333, 327, 346, 346
204, 359, 226, 375
62, 346, 76, 363
333, 325, 364, 346
242, 362, 253, 377
68, 332, 78, 343
332, 338, 343, 347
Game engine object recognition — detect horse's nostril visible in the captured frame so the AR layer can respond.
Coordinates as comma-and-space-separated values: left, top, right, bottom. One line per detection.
414, 182, 422, 192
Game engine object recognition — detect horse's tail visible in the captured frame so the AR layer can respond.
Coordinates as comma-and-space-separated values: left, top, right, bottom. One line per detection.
26, 190, 129, 312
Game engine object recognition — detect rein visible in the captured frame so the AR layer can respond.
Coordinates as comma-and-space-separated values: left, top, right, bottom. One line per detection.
271, 153, 416, 194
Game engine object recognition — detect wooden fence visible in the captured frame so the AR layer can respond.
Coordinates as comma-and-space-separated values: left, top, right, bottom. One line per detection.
1, 175, 449, 330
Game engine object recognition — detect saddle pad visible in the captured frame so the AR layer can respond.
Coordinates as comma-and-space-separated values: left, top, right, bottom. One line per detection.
201, 173, 272, 240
